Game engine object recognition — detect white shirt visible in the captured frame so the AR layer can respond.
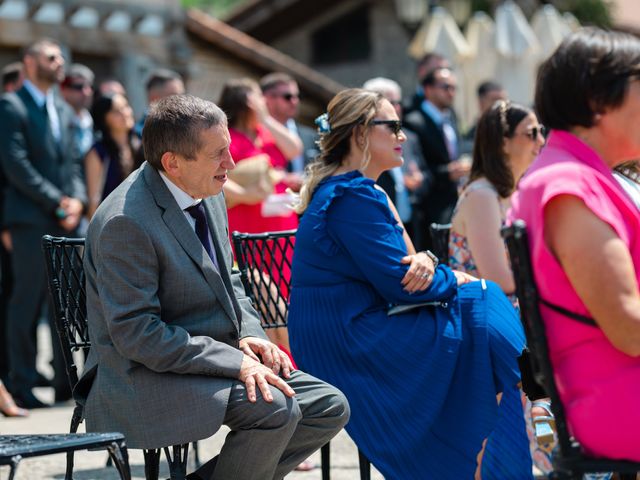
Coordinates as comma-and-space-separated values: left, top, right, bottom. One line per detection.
23, 79, 61, 142
159, 171, 218, 270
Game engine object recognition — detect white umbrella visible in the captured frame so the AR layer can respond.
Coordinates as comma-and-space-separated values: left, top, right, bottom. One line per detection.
494, 0, 540, 107
531, 4, 573, 62
462, 11, 498, 128
408, 7, 472, 130
408, 6, 471, 62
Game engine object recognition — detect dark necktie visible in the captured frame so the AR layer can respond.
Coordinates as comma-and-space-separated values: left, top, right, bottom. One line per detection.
185, 203, 218, 269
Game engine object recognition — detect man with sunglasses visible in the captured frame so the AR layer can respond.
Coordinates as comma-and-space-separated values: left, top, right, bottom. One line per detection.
260, 73, 318, 191
61, 63, 95, 164
0, 39, 87, 409
405, 67, 468, 250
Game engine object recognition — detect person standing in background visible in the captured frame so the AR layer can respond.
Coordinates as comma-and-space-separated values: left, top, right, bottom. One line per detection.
134, 68, 185, 138
260, 73, 318, 192
404, 67, 469, 250
61, 64, 95, 165
463, 81, 507, 152
0, 39, 86, 408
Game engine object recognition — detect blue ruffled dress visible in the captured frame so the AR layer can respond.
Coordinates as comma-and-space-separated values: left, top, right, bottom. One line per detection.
288, 171, 532, 479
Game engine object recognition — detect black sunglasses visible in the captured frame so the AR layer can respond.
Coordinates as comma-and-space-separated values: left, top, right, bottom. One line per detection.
523, 125, 546, 140
278, 93, 300, 102
67, 83, 92, 91
370, 119, 402, 136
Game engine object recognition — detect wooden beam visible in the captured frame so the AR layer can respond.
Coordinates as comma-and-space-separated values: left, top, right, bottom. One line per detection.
26, 0, 44, 19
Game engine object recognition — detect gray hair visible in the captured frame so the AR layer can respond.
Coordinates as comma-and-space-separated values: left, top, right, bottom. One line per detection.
362, 77, 402, 99
142, 94, 227, 170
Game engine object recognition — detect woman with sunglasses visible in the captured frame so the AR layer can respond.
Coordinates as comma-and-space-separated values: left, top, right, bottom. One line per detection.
449, 100, 552, 474
218, 78, 302, 235
510, 28, 640, 462
288, 88, 532, 479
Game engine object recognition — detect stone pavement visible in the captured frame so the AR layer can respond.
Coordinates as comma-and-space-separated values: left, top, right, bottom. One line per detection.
0, 323, 383, 480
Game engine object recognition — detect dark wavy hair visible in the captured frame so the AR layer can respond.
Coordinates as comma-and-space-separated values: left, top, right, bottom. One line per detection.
217, 78, 258, 130
91, 93, 141, 173
535, 27, 640, 131
469, 101, 531, 198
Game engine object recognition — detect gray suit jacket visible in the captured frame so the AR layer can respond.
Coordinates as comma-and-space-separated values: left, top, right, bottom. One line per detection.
79, 162, 267, 449
0, 87, 86, 228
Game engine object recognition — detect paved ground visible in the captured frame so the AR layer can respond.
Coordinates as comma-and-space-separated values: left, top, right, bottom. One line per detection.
0, 323, 383, 480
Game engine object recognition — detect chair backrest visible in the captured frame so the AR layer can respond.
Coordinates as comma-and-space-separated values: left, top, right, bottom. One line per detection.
231, 230, 296, 328
501, 221, 580, 457
429, 222, 451, 265
42, 235, 88, 391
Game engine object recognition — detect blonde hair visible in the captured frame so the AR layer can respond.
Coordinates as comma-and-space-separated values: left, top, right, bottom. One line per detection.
296, 88, 383, 213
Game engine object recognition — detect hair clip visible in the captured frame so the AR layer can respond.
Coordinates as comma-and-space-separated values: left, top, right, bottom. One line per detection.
497, 100, 510, 135
315, 113, 331, 134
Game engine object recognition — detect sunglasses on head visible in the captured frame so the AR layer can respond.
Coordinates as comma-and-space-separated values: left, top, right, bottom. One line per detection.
370, 119, 402, 136
523, 125, 546, 140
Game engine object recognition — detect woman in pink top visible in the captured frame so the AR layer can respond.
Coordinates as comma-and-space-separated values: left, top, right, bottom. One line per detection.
510, 28, 640, 461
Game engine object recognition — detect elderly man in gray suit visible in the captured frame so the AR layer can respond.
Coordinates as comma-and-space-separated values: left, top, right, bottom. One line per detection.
78, 94, 349, 480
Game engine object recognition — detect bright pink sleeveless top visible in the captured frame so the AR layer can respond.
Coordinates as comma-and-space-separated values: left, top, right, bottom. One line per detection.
509, 130, 640, 461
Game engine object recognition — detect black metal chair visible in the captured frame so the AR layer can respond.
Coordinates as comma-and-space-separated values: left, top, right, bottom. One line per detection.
0, 433, 130, 480
428, 222, 451, 265
502, 221, 640, 480
232, 229, 372, 480
41, 235, 199, 480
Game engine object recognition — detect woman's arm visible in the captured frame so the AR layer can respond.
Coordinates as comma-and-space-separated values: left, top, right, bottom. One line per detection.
327, 187, 457, 304
545, 194, 640, 356
84, 148, 104, 219
462, 188, 515, 293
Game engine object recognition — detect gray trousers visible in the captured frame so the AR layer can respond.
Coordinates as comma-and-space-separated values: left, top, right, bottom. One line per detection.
194, 369, 349, 480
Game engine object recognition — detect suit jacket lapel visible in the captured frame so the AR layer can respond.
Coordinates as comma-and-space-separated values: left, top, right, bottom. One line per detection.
143, 164, 239, 325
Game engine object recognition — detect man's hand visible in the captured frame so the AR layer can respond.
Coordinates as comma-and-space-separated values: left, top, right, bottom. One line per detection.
448, 158, 471, 181
1, 230, 11, 252
58, 196, 84, 231
238, 337, 295, 403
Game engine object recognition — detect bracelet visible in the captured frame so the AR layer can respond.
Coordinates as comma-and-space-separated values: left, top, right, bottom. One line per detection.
423, 250, 439, 269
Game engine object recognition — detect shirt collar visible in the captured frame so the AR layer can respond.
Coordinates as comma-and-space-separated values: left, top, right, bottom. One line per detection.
22, 79, 53, 109
546, 130, 612, 177
159, 171, 201, 210
421, 99, 444, 126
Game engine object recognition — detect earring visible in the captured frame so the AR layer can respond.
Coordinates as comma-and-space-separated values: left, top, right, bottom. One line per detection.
593, 113, 602, 124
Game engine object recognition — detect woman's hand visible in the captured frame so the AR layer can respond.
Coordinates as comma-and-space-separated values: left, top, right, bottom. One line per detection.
400, 251, 436, 293
453, 270, 477, 286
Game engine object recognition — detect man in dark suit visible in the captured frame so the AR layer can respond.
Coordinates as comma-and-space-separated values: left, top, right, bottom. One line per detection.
404, 67, 469, 250
79, 94, 349, 479
0, 39, 86, 408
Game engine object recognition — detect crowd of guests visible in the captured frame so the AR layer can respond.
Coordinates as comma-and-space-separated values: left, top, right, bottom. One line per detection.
1, 26, 639, 480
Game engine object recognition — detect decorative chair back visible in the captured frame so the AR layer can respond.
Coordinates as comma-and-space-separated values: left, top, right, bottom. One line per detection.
232, 230, 296, 328
429, 223, 451, 265
502, 221, 640, 479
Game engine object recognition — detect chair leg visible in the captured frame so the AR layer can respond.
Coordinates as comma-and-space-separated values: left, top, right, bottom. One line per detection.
8, 456, 21, 480
164, 444, 189, 480
143, 449, 161, 480
192, 440, 200, 468
358, 448, 371, 480
66, 404, 84, 480
107, 440, 132, 480
320, 441, 330, 480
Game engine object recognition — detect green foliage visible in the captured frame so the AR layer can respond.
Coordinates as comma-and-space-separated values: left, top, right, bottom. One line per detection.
180, 0, 244, 17
553, 0, 614, 28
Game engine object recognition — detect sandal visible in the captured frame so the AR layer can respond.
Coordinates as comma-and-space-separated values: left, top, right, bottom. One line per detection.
531, 400, 556, 447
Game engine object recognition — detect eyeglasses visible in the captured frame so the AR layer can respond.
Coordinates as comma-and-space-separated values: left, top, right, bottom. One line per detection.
67, 83, 92, 91
521, 125, 546, 141
434, 83, 456, 92
370, 119, 402, 136
276, 93, 300, 102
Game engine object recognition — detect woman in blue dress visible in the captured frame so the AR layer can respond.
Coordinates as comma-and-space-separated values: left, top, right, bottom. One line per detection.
288, 89, 532, 479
